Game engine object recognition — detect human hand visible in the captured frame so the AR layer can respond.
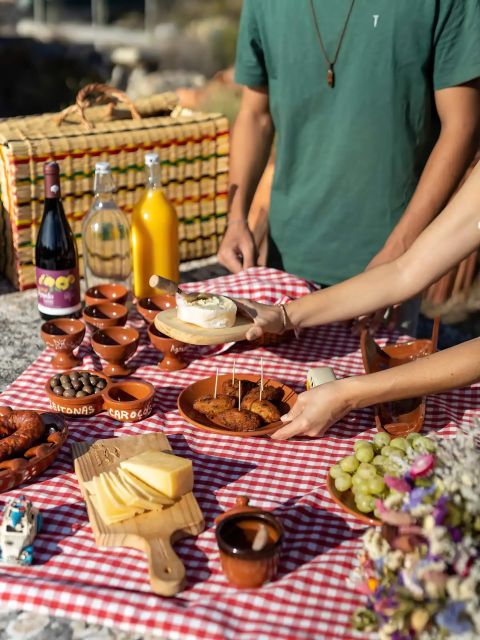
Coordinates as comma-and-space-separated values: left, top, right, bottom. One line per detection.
217, 220, 256, 274
271, 381, 352, 440
233, 298, 285, 341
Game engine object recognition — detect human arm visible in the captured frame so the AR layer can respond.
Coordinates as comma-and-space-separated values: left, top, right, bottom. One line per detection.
217, 86, 274, 273
271, 336, 480, 439
238, 159, 480, 339
367, 80, 480, 271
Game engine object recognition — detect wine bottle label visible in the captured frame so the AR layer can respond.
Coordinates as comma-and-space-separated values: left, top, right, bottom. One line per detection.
36, 267, 81, 314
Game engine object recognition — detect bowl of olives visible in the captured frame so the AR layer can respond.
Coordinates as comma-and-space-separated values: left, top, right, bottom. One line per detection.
44, 370, 111, 417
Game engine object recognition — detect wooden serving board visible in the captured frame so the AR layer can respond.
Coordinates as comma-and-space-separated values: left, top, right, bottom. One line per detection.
72, 433, 204, 597
154, 308, 253, 346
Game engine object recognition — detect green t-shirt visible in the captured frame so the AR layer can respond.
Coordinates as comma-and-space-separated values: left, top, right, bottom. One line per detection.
235, 0, 480, 284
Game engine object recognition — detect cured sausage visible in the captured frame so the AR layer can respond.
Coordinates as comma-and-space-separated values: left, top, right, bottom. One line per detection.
0, 411, 45, 461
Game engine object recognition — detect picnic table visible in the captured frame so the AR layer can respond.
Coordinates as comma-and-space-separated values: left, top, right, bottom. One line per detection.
0, 267, 475, 640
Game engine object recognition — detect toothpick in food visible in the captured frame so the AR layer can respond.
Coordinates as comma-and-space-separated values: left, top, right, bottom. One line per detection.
214, 368, 219, 399
260, 357, 264, 401
238, 380, 241, 411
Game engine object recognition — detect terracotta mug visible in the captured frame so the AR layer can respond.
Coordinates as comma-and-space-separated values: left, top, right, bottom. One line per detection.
215, 497, 283, 588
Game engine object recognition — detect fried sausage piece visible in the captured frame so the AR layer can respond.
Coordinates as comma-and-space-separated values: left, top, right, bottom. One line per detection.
249, 400, 282, 424
215, 409, 263, 432
241, 385, 284, 410
221, 379, 257, 399
193, 395, 236, 419
0, 411, 45, 460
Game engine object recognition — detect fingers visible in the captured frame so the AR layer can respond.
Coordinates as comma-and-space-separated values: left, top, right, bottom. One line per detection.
270, 417, 310, 440
280, 397, 304, 423
218, 244, 243, 273
241, 238, 256, 270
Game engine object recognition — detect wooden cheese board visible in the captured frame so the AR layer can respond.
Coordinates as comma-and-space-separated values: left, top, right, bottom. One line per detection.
72, 433, 204, 597
154, 308, 253, 346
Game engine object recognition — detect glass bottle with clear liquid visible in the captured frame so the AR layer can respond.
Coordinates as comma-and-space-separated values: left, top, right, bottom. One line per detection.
82, 162, 132, 290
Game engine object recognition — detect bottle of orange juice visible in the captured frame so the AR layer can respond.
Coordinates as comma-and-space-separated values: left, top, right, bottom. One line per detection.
131, 152, 179, 298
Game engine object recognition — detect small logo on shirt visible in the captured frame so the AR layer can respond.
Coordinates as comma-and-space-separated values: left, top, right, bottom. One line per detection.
373, 14, 380, 28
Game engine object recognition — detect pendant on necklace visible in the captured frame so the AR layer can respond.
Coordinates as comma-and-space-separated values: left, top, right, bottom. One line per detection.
327, 64, 334, 88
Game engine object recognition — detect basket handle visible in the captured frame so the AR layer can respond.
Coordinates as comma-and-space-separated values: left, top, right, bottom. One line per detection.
55, 83, 141, 128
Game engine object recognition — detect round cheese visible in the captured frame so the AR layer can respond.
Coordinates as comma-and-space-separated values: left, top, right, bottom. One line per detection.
176, 293, 237, 329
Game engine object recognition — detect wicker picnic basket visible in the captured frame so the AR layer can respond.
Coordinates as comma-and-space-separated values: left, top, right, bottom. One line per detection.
0, 84, 229, 290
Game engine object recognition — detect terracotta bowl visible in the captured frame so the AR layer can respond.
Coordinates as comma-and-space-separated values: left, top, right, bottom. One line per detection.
136, 294, 176, 324
84, 283, 129, 307
40, 318, 86, 369
215, 510, 283, 588
103, 380, 155, 422
0, 408, 68, 492
44, 370, 111, 417
147, 323, 187, 371
91, 327, 140, 377
82, 303, 128, 330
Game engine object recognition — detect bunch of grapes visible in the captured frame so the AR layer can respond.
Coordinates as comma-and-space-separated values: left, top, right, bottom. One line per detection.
329, 432, 435, 516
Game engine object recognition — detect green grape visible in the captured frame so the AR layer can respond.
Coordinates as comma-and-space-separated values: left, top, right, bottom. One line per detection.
413, 436, 436, 453
368, 476, 386, 495
356, 463, 377, 479
372, 454, 387, 469
383, 461, 401, 476
353, 440, 371, 452
355, 494, 375, 513
334, 473, 352, 492
329, 464, 343, 479
339, 455, 359, 474
406, 432, 421, 443
351, 474, 365, 489
381, 445, 405, 458
390, 437, 408, 452
355, 444, 374, 463
373, 432, 391, 450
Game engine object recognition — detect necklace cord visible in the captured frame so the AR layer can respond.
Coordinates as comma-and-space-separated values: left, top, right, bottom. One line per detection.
308, 0, 356, 67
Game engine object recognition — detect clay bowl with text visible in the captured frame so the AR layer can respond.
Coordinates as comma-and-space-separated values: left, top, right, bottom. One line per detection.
44, 370, 111, 417
0, 407, 69, 492
40, 318, 86, 369
84, 283, 129, 307
83, 303, 128, 331
136, 294, 176, 324
91, 327, 140, 377
103, 380, 155, 423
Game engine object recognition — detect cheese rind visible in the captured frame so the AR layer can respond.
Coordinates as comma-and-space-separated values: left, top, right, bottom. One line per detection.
120, 449, 193, 499
176, 293, 237, 329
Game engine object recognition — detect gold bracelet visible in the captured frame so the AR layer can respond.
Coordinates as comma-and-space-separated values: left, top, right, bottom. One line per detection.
279, 303, 299, 338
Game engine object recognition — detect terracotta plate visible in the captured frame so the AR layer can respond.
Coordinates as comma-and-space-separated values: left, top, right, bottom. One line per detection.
326, 475, 381, 526
0, 409, 68, 493
177, 374, 297, 437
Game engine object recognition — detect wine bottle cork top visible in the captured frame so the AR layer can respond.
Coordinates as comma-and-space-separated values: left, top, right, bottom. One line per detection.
95, 161, 111, 174
44, 161, 59, 174
145, 152, 160, 166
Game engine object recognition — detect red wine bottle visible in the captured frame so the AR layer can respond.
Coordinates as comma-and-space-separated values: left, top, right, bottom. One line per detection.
35, 161, 81, 320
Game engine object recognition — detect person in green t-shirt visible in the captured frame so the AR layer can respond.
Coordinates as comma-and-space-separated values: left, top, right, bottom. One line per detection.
218, 1, 480, 295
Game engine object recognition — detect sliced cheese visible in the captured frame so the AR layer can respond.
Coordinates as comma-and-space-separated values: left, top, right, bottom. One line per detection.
120, 449, 193, 499
107, 470, 164, 512
98, 472, 144, 519
119, 468, 174, 505
89, 480, 141, 526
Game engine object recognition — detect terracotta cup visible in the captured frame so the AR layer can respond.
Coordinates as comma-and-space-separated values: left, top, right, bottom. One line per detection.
147, 323, 187, 371
82, 303, 128, 331
40, 319, 86, 369
215, 497, 283, 589
91, 327, 140, 377
103, 380, 155, 422
84, 283, 129, 307
136, 294, 176, 324
44, 370, 111, 416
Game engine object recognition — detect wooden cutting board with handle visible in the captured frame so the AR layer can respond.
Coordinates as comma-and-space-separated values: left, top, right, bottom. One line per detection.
72, 433, 204, 596
154, 308, 253, 345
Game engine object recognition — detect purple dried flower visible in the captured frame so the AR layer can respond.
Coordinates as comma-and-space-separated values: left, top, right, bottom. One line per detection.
448, 527, 462, 543
408, 485, 435, 508
433, 495, 449, 526
435, 601, 473, 635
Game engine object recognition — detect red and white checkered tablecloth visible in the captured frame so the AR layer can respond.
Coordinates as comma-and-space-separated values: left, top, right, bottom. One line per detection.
0, 267, 477, 640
